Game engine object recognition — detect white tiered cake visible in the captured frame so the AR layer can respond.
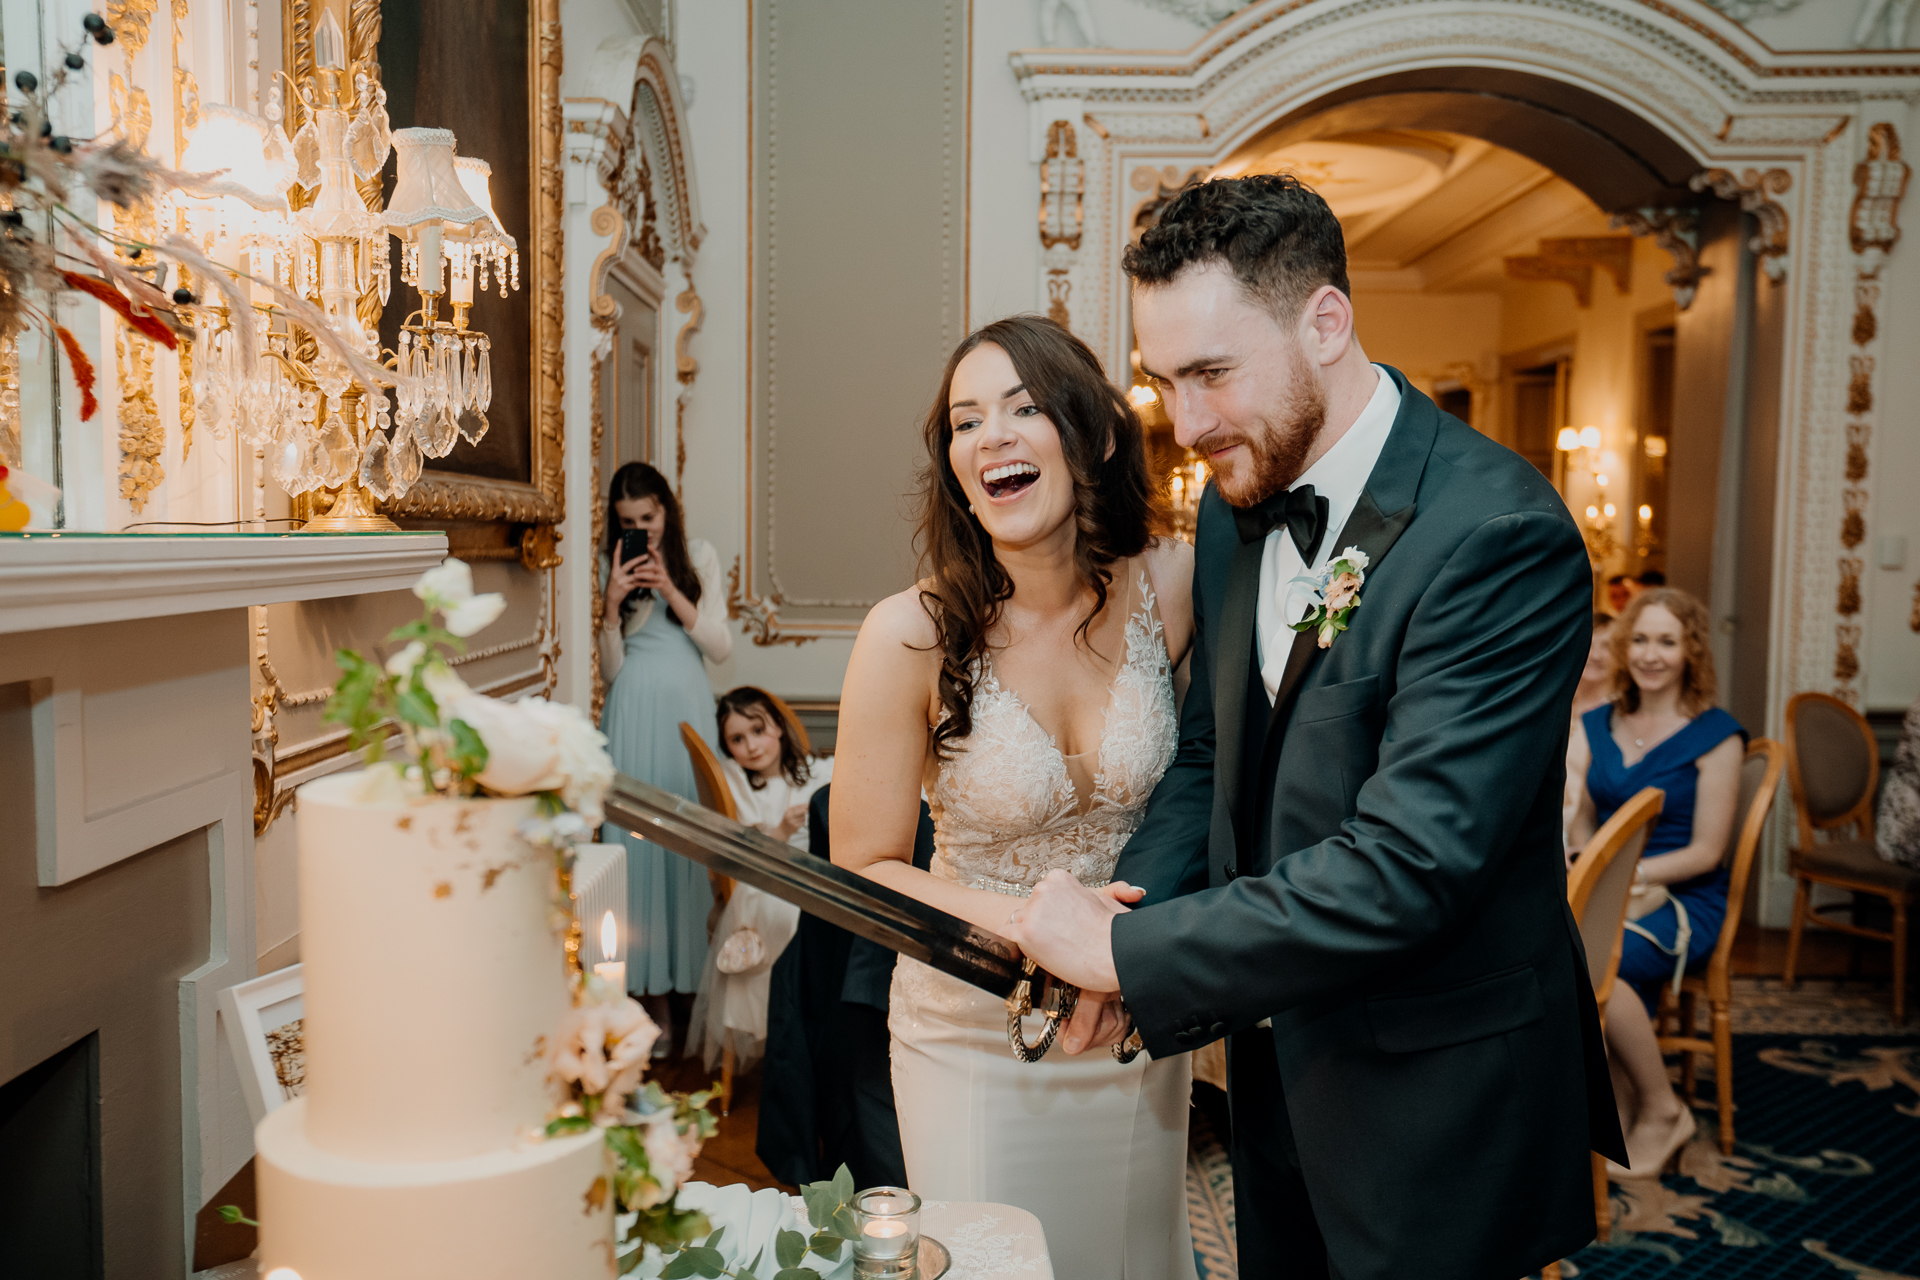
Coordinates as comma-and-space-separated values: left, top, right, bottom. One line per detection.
256, 772, 611, 1278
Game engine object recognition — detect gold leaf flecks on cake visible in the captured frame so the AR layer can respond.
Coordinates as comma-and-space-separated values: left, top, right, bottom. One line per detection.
433, 881, 452, 899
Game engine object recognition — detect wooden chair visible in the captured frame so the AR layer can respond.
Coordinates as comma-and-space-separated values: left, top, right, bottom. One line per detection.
1566, 785, 1665, 1244
1653, 739, 1784, 1153
679, 721, 739, 1112
1782, 693, 1919, 1025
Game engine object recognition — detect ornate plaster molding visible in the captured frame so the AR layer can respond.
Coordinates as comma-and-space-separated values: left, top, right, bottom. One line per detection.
1503, 236, 1633, 307
674, 284, 703, 496
1690, 167, 1794, 281
1611, 207, 1708, 309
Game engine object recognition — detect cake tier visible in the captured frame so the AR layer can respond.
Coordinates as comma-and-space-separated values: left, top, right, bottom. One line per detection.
258, 1098, 612, 1279
296, 773, 567, 1162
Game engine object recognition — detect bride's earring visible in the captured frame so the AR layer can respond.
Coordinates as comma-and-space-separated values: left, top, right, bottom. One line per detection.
969, 503, 977, 514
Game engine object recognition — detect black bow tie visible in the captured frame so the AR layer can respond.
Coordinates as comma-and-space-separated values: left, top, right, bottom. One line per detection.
1233, 484, 1329, 563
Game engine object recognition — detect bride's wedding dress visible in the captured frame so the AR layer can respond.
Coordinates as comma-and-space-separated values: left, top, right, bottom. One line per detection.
889, 563, 1197, 1280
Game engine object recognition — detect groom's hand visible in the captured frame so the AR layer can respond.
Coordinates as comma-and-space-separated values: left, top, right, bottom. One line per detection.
1007, 868, 1131, 994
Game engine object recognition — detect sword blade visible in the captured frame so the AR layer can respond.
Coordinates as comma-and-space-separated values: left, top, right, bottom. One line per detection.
601, 774, 1023, 999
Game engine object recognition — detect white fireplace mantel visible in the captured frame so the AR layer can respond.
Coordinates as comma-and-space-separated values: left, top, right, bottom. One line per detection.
0, 532, 451, 635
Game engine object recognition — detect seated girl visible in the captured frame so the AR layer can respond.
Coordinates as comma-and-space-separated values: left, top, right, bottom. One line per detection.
687, 687, 833, 1073
1568, 588, 1742, 1178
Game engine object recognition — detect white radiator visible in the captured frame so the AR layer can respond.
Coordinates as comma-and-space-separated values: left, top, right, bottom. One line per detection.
572, 842, 629, 976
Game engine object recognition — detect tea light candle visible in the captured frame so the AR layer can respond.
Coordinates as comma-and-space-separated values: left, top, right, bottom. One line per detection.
851, 1186, 920, 1276
858, 1218, 911, 1260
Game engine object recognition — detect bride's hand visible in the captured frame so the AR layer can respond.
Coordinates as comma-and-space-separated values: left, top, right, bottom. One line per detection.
1062, 988, 1129, 1055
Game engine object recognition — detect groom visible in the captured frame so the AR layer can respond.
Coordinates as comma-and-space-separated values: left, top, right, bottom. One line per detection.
1010, 175, 1625, 1279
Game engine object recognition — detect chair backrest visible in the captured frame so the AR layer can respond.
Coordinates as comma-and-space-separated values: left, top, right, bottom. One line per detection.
1784, 692, 1878, 847
1700, 738, 1786, 994
1568, 786, 1665, 1007
680, 722, 738, 908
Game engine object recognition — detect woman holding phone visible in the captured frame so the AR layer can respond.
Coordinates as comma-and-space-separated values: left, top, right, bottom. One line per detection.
600, 462, 733, 1049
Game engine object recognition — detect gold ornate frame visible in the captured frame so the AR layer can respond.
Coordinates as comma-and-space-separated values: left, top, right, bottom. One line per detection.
284, 0, 565, 565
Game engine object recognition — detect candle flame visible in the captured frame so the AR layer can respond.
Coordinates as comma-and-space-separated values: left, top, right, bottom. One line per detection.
1639, 504, 1653, 522
600, 910, 618, 963
266, 1270, 304, 1280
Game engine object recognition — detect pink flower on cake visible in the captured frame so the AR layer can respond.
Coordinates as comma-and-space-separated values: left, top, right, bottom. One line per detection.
549, 997, 659, 1121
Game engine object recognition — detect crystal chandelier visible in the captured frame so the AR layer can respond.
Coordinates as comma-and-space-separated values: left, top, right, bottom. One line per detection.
176, 10, 519, 532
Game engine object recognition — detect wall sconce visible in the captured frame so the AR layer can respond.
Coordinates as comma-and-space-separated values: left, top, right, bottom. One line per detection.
1635, 502, 1659, 561
1126, 383, 1159, 410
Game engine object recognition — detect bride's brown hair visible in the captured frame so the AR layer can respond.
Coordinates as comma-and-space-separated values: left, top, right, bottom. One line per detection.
915, 315, 1161, 758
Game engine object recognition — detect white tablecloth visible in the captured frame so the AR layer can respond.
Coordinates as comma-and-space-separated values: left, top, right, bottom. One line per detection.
921, 1200, 1052, 1279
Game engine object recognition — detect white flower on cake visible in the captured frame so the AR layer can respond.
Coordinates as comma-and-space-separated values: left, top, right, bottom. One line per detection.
323, 557, 613, 825
412, 557, 507, 637
454, 694, 616, 827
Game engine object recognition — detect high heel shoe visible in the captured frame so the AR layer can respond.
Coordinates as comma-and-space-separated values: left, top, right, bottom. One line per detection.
1607, 1106, 1697, 1180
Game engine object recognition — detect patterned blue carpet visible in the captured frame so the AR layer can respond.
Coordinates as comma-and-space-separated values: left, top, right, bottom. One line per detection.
1187, 1032, 1920, 1280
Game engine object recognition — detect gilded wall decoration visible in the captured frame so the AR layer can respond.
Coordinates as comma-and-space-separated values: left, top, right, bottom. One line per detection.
1040, 120, 1084, 251
584, 199, 624, 722
1831, 121, 1910, 700
107, 65, 164, 512
1611, 208, 1708, 309
674, 283, 702, 497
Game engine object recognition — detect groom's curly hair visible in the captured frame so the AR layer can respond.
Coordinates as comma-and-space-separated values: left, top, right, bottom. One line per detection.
1124, 173, 1350, 319
915, 316, 1162, 759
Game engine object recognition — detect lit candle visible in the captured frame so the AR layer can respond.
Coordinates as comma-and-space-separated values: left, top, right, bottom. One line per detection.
858, 1219, 911, 1260
851, 1186, 920, 1275
592, 909, 624, 995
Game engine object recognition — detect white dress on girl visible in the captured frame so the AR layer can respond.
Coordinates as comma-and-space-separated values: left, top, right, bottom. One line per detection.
888, 562, 1196, 1280
686, 755, 833, 1072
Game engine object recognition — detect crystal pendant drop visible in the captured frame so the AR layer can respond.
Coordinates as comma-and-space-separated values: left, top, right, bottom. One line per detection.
358, 428, 394, 502
319, 412, 357, 487
389, 420, 424, 491
456, 406, 489, 446
418, 394, 458, 457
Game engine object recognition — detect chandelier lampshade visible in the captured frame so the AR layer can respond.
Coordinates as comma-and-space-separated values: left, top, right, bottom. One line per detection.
454, 157, 515, 251
386, 128, 488, 235
182, 104, 292, 213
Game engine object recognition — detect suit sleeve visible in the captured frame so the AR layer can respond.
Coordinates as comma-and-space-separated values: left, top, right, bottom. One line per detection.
1112, 520, 1220, 906
1111, 509, 1591, 1057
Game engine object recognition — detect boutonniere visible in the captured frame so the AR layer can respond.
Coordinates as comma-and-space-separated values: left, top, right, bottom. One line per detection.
1289, 546, 1370, 649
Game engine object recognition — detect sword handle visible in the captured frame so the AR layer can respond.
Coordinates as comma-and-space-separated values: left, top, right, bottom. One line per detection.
1005, 958, 1079, 1063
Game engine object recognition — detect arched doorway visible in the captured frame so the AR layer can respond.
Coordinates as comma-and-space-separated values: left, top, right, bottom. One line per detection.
1125, 82, 1780, 740
1008, 0, 1910, 921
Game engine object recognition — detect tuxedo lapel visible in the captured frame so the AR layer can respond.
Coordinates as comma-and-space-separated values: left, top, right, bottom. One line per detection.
1214, 534, 1265, 837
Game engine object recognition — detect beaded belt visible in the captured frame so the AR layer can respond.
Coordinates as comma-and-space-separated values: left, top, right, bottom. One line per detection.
967, 874, 1111, 898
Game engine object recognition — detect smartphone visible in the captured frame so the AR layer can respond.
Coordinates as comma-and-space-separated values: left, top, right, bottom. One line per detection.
620, 528, 652, 606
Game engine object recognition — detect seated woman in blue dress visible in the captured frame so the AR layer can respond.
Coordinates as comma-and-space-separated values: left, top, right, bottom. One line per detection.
1568, 587, 1743, 1178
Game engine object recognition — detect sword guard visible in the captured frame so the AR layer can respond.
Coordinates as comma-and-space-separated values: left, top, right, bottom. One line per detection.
1006, 957, 1079, 1062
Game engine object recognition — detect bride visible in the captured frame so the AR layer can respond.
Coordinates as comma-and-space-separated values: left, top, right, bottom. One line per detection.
832, 315, 1197, 1279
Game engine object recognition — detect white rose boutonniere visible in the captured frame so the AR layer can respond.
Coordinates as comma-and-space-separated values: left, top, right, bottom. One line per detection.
1289, 546, 1370, 650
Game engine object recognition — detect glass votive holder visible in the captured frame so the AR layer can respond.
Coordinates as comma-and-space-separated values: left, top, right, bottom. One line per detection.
852, 1186, 921, 1278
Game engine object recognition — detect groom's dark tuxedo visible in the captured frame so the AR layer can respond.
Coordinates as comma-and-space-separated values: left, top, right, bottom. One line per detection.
1112, 368, 1625, 1280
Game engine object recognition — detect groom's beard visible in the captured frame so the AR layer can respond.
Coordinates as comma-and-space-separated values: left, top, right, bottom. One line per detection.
1202, 348, 1328, 508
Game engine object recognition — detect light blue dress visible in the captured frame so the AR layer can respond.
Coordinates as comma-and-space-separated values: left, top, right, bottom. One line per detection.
599, 583, 717, 996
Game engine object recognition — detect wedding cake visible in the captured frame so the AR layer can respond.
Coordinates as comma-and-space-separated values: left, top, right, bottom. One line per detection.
254, 772, 612, 1278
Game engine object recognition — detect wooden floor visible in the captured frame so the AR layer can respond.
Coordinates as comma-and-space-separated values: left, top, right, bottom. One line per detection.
1732, 922, 1896, 980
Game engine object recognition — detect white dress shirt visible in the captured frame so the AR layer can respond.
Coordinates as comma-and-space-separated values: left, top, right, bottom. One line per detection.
1255, 366, 1401, 700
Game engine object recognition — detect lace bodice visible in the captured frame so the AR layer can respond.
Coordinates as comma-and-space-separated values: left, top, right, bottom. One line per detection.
923, 564, 1178, 897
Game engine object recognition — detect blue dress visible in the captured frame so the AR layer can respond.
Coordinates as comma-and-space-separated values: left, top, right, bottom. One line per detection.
600, 594, 717, 996
1582, 703, 1744, 1009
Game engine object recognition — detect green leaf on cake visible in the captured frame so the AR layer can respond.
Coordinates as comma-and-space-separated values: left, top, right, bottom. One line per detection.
448, 717, 488, 778
544, 1114, 592, 1137
395, 680, 438, 730
775, 1229, 806, 1270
